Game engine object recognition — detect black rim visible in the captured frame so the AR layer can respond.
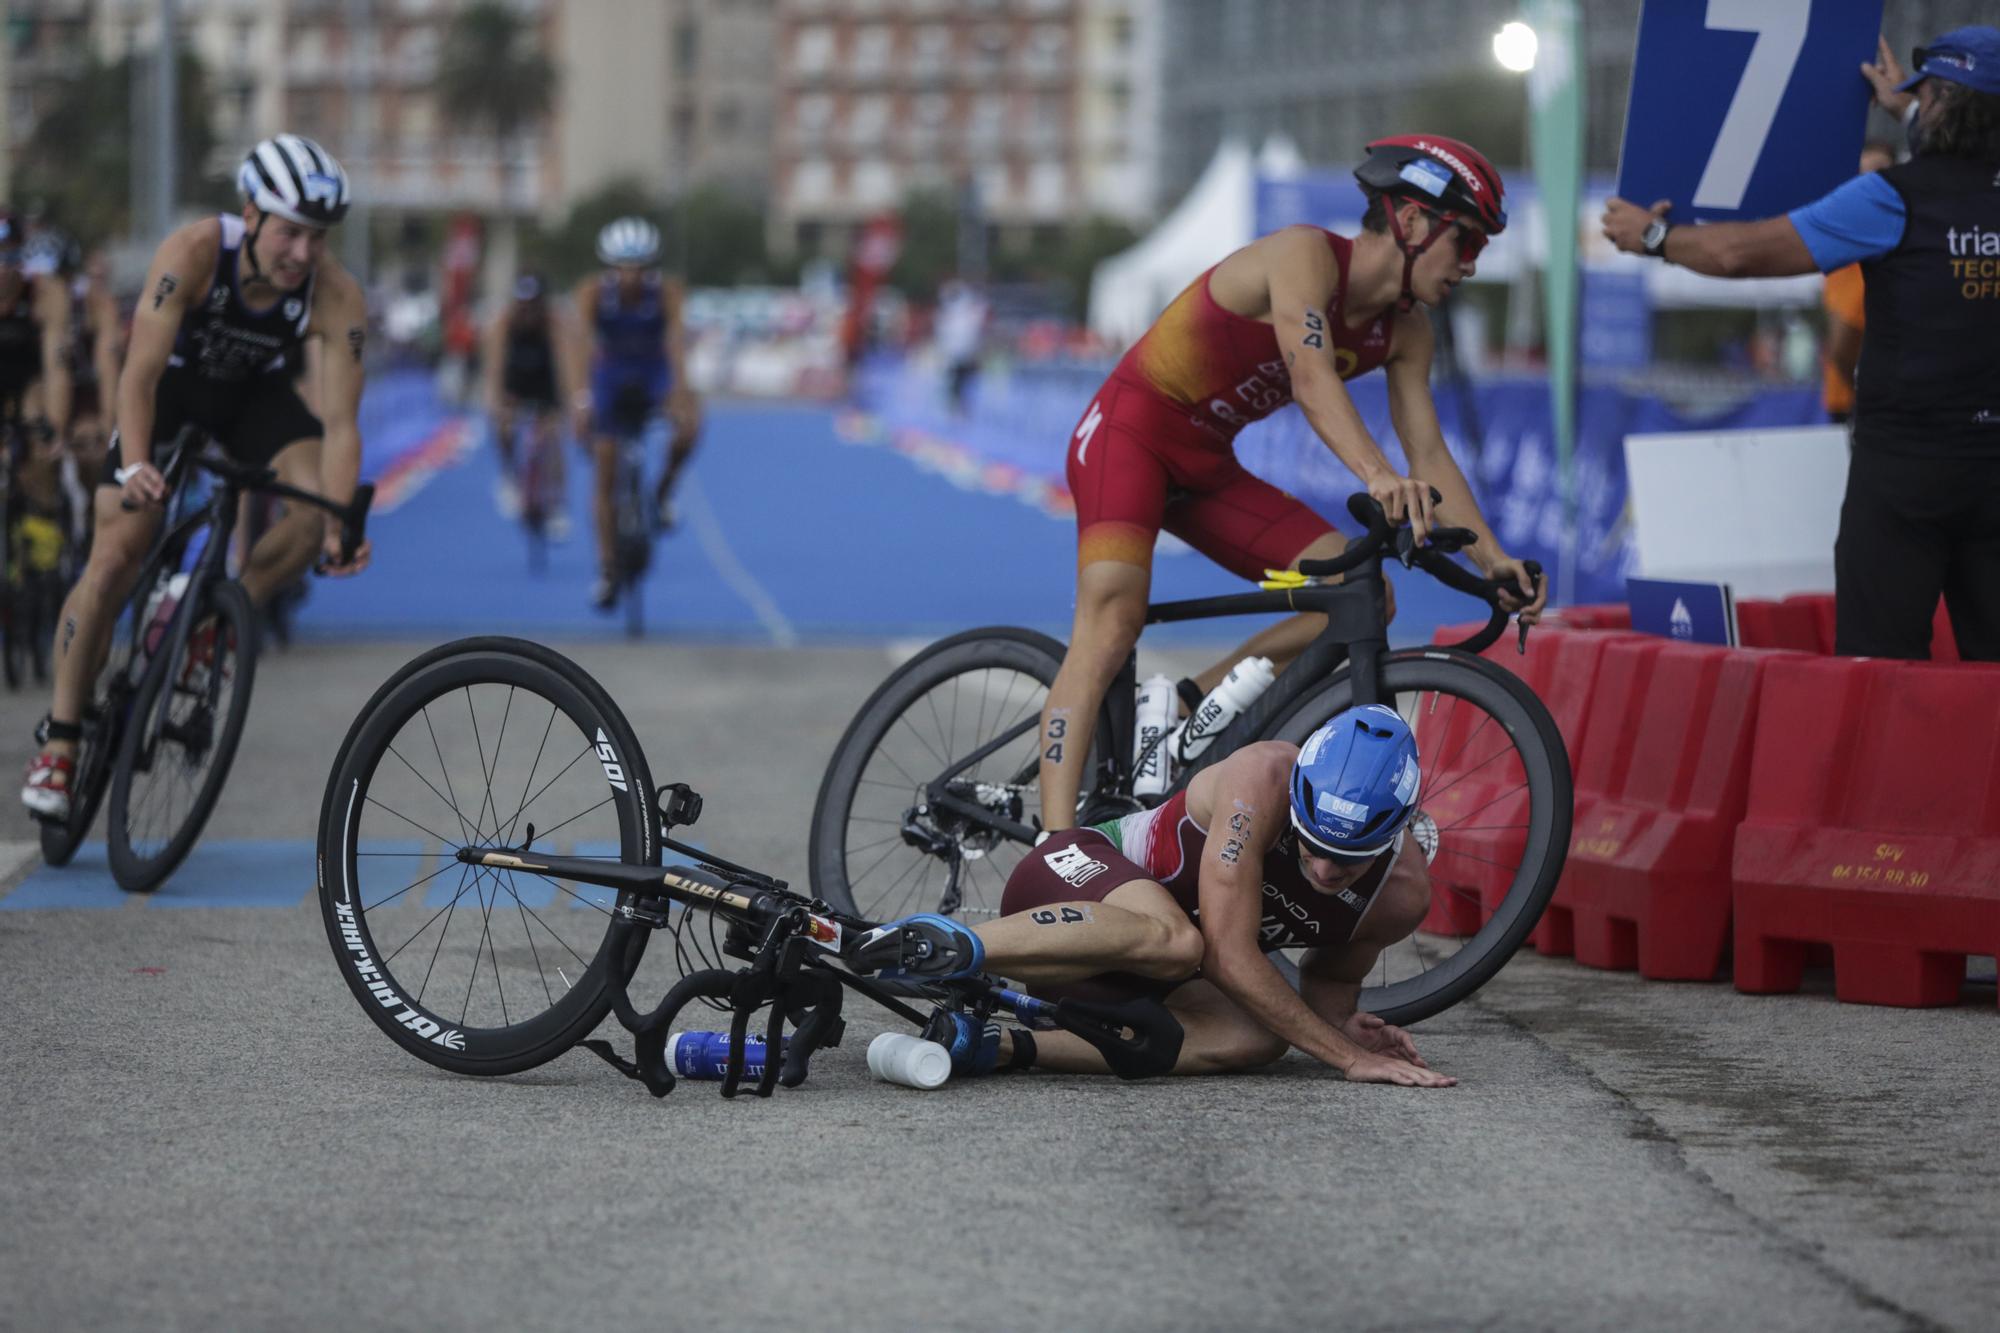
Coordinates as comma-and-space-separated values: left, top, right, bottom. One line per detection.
329, 662, 643, 1053
834, 654, 1060, 923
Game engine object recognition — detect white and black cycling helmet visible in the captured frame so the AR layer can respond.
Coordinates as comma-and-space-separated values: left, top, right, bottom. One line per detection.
237, 134, 351, 228
596, 217, 661, 267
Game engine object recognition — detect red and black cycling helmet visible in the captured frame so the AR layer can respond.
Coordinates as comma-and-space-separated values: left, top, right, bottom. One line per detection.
1354, 135, 1507, 309
1355, 135, 1508, 234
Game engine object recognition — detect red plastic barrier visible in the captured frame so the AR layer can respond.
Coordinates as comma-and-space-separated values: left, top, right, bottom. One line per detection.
1735, 599, 1822, 653
1563, 642, 1786, 979
1550, 604, 1632, 631
1732, 657, 2000, 1006
1773, 592, 1961, 661
1411, 629, 1639, 949
1781, 593, 1838, 655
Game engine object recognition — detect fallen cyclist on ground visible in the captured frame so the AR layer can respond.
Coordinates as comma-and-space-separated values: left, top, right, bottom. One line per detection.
853, 705, 1454, 1088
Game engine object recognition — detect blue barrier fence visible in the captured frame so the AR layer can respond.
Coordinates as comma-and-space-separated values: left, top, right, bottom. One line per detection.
855, 355, 1825, 604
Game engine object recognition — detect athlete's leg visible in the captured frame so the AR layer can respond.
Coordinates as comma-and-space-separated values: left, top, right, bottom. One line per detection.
1009, 979, 1288, 1076
655, 391, 702, 511
1038, 557, 1150, 831
591, 432, 617, 574
239, 437, 328, 608
44, 488, 164, 753
974, 877, 1203, 989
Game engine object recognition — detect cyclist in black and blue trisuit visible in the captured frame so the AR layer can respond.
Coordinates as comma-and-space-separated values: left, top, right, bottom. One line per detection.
21, 134, 372, 821
567, 217, 701, 611
482, 272, 574, 539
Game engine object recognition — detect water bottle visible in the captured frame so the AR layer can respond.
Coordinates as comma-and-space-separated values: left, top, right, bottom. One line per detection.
866, 1031, 952, 1089
666, 1030, 788, 1081
141, 572, 190, 656
1174, 656, 1276, 764
1132, 673, 1176, 797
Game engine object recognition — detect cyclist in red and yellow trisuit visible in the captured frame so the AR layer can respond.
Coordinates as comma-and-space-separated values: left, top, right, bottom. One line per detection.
1040, 135, 1547, 833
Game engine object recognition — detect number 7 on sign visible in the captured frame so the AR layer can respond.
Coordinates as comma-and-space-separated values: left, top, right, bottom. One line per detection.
1692, 0, 1809, 211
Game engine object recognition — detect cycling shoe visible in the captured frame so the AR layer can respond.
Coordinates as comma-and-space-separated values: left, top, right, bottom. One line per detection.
923, 1009, 1001, 1076
850, 912, 985, 981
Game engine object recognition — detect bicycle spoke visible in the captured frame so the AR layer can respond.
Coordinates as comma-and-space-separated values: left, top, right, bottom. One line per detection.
499, 701, 562, 848
421, 705, 481, 847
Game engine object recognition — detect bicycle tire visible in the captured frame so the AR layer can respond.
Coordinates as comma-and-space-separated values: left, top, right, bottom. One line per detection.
1259, 647, 1572, 1026
317, 638, 659, 1077
106, 579, 259, 891
810, 626, 1109, 922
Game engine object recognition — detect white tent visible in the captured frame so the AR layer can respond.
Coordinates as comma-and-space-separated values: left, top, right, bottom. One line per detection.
1087, 138, 1299, 347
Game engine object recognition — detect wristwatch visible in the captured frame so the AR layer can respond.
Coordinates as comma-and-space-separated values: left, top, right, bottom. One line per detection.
1640, 218, 1673, 258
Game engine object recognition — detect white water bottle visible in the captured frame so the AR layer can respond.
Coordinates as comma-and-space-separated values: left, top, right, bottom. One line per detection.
1133, 673, 1175, 797
867, 1032, 952, 1089
1175, 656, 1276, 764
142, 572, 189, 655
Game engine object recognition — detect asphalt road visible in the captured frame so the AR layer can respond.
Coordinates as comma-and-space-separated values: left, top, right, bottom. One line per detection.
1, 641, 1994, 1332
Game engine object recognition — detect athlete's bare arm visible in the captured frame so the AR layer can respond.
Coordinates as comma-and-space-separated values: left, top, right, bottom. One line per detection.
663, 276, 699, 436
116, 221, 222, 505
1384, 312, 1546, 619
1261, 226, 1437, 541
33, 275, 73, 437
1188, 747, 1399, 1079
306, 256, 371, 574
85, 277, 123, 414
1296, 844, 1434, 1066
479, 305, 508, 417
567, 274, 599, 436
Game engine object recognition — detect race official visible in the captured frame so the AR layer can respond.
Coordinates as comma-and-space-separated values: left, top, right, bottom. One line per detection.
1603, 26, 2000, 661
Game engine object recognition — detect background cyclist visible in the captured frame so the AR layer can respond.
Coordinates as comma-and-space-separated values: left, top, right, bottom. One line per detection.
863, 706, 1453, 1087
0, 209, 73, 458
1038, 136, 1546, 836
481, 271, 573, 539
568, 217, 701, 611
20, 134, 373, 821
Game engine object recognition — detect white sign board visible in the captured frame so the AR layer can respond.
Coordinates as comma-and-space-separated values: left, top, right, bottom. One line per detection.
1624, 425, 1850, 599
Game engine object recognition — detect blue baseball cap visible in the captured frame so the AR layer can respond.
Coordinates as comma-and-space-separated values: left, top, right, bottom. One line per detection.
1896, 26, 2000, 96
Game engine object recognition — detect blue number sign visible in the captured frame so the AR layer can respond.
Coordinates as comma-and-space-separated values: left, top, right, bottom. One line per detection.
1616, 0, 1883, 222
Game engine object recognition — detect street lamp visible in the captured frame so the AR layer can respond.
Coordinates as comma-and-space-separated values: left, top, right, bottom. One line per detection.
1493, 20, 1538, 74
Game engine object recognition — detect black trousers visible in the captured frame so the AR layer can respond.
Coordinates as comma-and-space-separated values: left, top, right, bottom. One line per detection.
1834, 447, 2000, 660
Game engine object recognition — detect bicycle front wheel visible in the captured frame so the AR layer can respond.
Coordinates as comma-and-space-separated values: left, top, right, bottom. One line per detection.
1262, 648, 1572, 1026
106, 580, 259, 891
810, 627, 1106, 923
317, 637, 658, 1077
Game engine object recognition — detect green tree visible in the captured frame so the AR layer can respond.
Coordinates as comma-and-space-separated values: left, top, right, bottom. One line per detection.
437, 2, 557, 221
887, 189, 960, 303
678, 185, 774, 285
17, 49, 222, 247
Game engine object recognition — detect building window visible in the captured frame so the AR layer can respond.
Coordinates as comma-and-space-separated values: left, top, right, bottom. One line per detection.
912, 24, 951, 75
852, 24, 892, 76
675, 20, 698, 75
794, 93, 834, 144
852, 159, 898, 209
848, 94, 890, 147
794, 25, 834, 75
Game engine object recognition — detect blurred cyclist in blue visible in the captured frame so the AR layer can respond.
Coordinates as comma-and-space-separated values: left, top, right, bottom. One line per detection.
568, 217, 701, 611
1603, 26, 2000, 662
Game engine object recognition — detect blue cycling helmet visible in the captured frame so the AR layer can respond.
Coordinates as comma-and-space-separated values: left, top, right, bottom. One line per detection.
1289, 705, 1421, 859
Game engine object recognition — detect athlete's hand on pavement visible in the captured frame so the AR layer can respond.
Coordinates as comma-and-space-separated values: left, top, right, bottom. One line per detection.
1487, 555, 1546, 625
1343, 1051, 1456, 1088
1342, 1011, 1425, 1065
1369, 473, 1434, 546
119, 462, 167, 508
318, 527, 372, 577
1601, 197, 1671, 255
1861, 35, 1915, 120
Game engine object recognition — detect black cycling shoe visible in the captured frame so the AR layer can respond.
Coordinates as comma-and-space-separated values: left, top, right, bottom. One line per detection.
849, 913, 985, 981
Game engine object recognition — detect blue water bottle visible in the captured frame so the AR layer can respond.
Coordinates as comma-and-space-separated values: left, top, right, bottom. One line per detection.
666, 1030, 788, 1081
